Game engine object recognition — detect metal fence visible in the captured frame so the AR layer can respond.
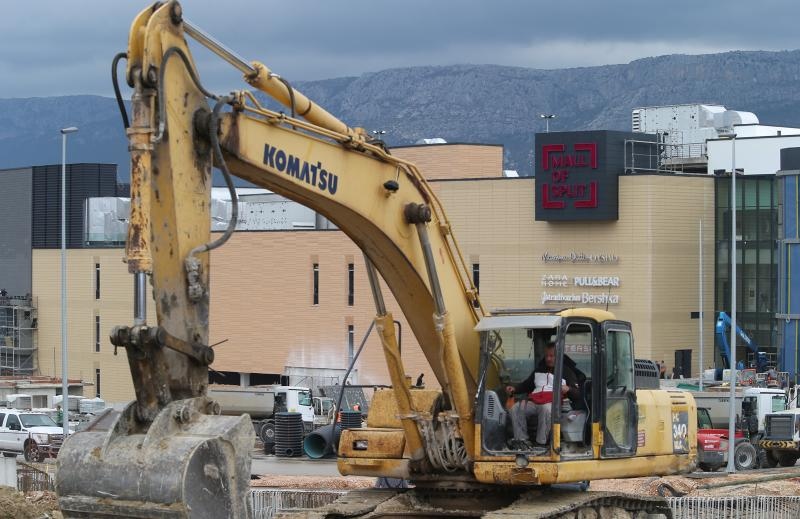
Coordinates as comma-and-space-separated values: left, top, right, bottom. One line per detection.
17, 462, 54, 492
667, 496, 800, 519
248, 491, 800, 519
250, 489, 345, 519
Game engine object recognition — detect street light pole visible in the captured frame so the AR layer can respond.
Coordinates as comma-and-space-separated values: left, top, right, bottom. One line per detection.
540, 114, 556, 133
60, 126, 78, 439
726, 132, 738, 473
699, 218, 703, 391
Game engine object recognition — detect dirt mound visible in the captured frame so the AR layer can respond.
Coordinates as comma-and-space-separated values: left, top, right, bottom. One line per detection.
0, 487, 61, 519
590, 471, 800, 497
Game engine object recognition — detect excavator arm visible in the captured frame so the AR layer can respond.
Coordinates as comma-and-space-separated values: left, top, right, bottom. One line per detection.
57, 2, 484, 516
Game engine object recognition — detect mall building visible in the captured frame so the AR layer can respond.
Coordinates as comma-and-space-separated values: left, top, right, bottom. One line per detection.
2, 104, 799, 403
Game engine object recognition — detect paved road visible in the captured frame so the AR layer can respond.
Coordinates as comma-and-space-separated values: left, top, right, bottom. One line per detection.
251, 453, 340, 477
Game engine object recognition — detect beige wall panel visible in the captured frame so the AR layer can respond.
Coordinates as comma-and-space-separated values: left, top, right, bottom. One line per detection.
208, 232, 432, 388
392, 144, 503, 180
32, 249, 153, 404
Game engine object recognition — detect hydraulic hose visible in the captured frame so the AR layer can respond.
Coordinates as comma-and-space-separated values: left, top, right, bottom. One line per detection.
269, 74, 296, 119
154, 46, 219, 143
111, 52, 130, 129
330, 321, 375, 451
187, 95, 238, 258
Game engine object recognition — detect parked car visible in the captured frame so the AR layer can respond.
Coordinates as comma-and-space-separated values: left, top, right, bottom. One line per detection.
0, 409, 69, 462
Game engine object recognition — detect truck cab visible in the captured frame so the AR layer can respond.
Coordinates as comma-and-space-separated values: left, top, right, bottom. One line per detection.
313, 396, 335, 427
0, 409, 67, 462
759, 407, 800, 467
697, 408, 727, 471
272, 386, 314, 425
696, 407, 748, 471
741, 387, 786, 433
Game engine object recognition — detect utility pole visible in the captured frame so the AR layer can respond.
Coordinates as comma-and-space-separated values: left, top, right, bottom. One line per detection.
725, 131, 738, 473
699, 218, 704, 390
60, 126, 78, 438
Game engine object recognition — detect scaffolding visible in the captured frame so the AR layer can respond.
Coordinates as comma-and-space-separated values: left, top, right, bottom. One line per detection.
0, 294, 38, 376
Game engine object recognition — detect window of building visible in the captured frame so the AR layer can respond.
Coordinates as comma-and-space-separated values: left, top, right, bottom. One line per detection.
715, 176, 778, 367
347, 263, 354, 306
95, 262, 101, 300
312, 263, 319, 305
95, 368, 101, 398
472, 263, 480, 308
347, 325, 355, 365
95, 315, 101, 353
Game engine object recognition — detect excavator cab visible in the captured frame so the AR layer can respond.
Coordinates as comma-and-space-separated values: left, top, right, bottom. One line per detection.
476, 310, 639, 462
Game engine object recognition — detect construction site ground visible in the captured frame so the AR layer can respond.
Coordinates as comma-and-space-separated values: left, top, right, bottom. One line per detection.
9, 451, 800, 518
0, 487, 61, 519
591, 467, 800, 497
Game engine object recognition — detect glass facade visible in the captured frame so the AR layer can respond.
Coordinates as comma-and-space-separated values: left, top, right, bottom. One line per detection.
715, 175, 779, 367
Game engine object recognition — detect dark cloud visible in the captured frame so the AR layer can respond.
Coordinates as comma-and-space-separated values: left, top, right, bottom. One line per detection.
1, 0, 798, 98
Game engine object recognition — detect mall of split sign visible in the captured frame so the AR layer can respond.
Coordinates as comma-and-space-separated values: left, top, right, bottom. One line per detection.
534, 130, 656, 222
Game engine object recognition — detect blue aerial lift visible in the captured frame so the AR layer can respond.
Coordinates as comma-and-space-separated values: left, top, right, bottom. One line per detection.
716, 311, 769, 372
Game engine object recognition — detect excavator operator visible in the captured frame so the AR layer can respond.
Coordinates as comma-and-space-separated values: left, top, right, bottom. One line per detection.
505, 343, 582, 450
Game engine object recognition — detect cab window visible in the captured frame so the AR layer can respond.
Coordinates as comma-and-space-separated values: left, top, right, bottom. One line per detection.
603, 328, 636, 455
698, 408, 713, 429
6, 415, 21, 431
564, 324, 592, 381
490, 327, 556, 386
275, 393, 287, 413
606, 330, 634, 390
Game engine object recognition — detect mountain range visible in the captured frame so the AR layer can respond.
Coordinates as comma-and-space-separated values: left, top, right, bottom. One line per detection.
2, 50, 800, 179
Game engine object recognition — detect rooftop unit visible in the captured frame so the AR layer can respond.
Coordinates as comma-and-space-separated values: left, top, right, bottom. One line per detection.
629, 104, 759, 174
84, 194, 337, 245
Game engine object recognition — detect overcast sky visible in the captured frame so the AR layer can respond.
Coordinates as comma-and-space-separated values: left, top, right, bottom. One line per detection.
2, 1, 799, 98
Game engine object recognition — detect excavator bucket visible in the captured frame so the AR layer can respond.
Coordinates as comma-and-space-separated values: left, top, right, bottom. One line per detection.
56, 397, 253, 518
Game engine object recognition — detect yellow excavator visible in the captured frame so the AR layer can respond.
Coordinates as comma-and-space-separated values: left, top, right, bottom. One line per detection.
56, 2, 696, 517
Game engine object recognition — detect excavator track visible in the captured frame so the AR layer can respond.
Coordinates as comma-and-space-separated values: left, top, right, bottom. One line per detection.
484, 490, 672, 519
283, 488, 672, 519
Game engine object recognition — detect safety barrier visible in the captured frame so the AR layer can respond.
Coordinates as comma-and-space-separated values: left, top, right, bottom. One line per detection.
667, 496, 800, 519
